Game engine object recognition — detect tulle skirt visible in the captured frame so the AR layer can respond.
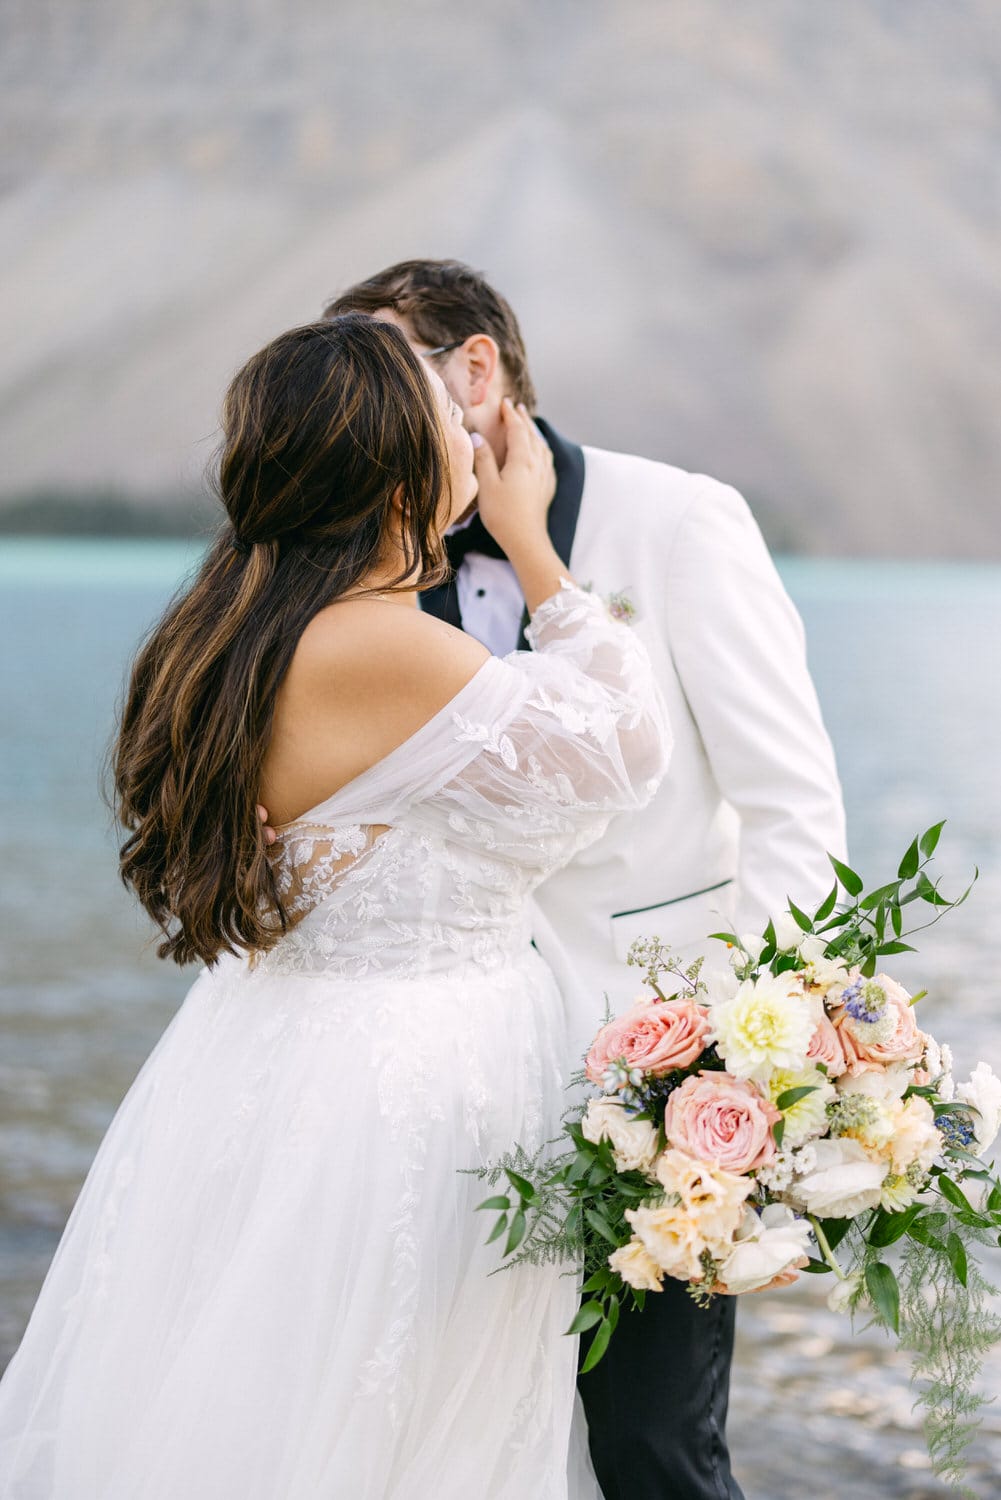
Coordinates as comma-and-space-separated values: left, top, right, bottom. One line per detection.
0, 949, 599, 1499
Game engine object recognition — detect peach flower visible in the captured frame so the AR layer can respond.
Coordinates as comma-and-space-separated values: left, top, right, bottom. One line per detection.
806, 1014, 849, 1078
664, 1071, 781, 1174
585, 997, 711, 1084
832, 974, 926, 1072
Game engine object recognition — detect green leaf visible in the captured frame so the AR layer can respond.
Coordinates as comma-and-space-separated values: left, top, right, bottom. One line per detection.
916, 871, 951, 907
945, 1232, 969, 1288
920, 820, 946, 858
775, 1085, 820, 1111
875, 941, 917, 956
814, 883, 839, 923
505, 1169, 538, 1203
801, 1257, 833, 1274
869, 1205, 923, 1247
829, 855, 864, 898
566, 1301, 604, 1336
787, 899, 814, 933
585, 1208, 620, 1247
860, 881, 902, 911
504, 1210, 527, 1257
581, 1269, 611, 1294
988, 1184, 1001, 1214
818, 1217, 853, 1250
772, 1118, 784, 1150
579, 1317, 614, 1374
898, 838, 921, 881
607, 1296, 620, 1335
891, 903, 903, 938
762, 918, 777, 949
939, 1177, 974, 1213
865, 1261, 900, 1334
708, 931, 741, 947
486, 1213, 508, 1246
476, 1195, 512, 1213
861, 952, 877, 978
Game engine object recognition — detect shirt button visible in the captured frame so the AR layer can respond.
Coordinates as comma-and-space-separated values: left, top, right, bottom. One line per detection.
476, 587, 486, 597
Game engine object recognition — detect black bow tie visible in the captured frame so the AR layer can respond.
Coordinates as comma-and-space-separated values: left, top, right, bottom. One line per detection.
445, 512, 509, 568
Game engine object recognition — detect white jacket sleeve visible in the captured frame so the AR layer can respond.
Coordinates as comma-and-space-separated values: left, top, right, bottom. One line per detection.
664, 479, 847, 931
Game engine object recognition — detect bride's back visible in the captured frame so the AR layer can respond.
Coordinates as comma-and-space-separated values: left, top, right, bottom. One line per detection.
113, 315, 463, 970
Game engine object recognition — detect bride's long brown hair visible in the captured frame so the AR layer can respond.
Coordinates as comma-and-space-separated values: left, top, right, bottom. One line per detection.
114, 315, 451, 966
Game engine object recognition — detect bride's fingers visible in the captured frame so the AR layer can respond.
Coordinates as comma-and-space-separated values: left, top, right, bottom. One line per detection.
499, 397, 536, 467
256, 804, 277, 845
471, 431, 500, 489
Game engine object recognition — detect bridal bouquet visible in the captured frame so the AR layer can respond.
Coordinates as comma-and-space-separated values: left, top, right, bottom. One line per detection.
477, 825, 1001, 1485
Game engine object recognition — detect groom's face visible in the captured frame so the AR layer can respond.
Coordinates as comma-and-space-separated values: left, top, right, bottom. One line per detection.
371, 307, 497, 429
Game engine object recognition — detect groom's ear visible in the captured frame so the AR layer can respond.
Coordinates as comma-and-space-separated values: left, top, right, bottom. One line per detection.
460, 334, 501, 409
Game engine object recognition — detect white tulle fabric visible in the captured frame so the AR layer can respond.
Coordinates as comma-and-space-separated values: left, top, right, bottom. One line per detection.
0, 583, 670, 1500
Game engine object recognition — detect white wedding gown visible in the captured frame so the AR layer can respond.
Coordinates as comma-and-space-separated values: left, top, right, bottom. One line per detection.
0, 583, 670, 1500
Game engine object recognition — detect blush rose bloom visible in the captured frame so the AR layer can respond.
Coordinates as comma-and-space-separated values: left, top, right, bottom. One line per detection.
664, 1071, 781, 1174
585, 997, 711, 1084
806, 1014, 849, 1078
833, 974, 926, 1071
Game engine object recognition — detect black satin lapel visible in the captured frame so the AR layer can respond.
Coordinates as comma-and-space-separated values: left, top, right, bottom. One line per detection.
419, 579, 463, 630
517, 418, 586, 648
535, 418, 586, 569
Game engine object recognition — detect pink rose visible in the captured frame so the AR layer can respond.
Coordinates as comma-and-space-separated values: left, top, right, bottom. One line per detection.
833, 974, 926, 1072
664, 1071, 781, 1174
585, 997, 710, 1085
807, 1015, 849, 1078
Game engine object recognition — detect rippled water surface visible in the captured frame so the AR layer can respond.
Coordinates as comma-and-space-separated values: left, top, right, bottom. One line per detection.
2, 540, 1000, 1496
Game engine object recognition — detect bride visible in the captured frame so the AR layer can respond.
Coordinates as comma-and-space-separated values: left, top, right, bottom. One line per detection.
0, 314, 670, 1499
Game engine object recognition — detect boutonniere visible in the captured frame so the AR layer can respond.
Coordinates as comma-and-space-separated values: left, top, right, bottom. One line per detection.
606, 588, 638, 624
583, 581, 639, 624
576, 576, 639, 618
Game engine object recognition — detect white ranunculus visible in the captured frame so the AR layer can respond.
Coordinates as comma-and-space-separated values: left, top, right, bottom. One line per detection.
771, 911, 806, 952
711, 972, 816, 1083
837, 1063, 912, 1103
790, 1137, 888, 1219
827, 1270, 865, 1314
737, 933, 766, 965
717, 1205, 813, 1295
581, 1098, 660, 1175
797, 935, 851, 997
956, 1062, 1001, 1156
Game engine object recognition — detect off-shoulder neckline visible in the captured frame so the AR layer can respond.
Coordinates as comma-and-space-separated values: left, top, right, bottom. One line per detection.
274, 655, 501, 830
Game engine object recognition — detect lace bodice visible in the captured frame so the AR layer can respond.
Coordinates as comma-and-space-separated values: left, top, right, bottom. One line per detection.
255, 583, 671, 980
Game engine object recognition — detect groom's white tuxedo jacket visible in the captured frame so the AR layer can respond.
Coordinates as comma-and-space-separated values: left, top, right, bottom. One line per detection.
422, 423, 847, 1063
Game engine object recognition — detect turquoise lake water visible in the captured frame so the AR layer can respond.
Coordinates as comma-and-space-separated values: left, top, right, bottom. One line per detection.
1, 539, 1000, 1496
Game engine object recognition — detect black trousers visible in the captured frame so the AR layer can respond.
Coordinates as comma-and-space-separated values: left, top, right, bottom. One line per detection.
577, 1280, 745, 1500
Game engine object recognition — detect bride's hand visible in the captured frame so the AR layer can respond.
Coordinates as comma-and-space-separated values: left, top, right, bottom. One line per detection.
472, 399, 556, 557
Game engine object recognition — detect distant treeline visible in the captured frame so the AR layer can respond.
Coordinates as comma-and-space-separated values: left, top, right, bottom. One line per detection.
0, 491, 217, 537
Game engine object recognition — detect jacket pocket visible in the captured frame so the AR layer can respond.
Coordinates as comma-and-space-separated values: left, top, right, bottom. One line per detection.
609, 880, 734, 964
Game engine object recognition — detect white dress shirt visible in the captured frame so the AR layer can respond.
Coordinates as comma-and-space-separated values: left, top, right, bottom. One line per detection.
454, 554, 525, 656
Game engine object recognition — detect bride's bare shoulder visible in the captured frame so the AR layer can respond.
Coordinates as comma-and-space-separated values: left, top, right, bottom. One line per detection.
290, 597, 491, 713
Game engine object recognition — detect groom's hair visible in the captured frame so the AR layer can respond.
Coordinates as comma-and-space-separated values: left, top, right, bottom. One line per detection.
324, 259, 537, 410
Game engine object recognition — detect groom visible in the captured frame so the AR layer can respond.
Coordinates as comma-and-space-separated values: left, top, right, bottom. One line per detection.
323, 260, 847, 1500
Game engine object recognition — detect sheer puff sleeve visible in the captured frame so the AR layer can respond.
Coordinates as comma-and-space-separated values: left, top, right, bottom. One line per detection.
424, 581, 672, 875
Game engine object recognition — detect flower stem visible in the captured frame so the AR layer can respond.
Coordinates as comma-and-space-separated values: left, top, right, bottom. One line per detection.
809, 1215, 847, 1279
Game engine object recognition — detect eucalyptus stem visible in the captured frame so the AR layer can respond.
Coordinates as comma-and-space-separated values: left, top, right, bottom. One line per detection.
810, 1216, 847, 1279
